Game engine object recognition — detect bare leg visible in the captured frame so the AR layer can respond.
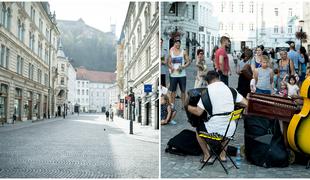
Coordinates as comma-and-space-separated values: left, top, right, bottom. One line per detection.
170, 91, 176, 105
181, 92, 186, 107
220, 140, 228, 160
196, 132, 210, 160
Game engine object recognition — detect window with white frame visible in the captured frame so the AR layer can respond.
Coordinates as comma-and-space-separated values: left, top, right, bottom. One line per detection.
274, 8, 279, 16
249, 1, 254, 13
288, 8, 292, 17
249, 23, 254, 31
17, 19, 25, 42
274, 25, 279, 33
239, 2, 244, 13
37, 69, 42, 84
16, 55, 23, 74
44, 73, 48, 86
288, 25, 292, 34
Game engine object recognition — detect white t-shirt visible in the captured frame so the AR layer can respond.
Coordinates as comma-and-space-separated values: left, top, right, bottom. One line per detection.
197, 81, 244, 137
287, 83, 299, 97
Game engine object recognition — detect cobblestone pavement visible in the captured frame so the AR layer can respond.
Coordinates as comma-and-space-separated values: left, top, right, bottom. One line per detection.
161, 57, 310, 178
0, 114, 158, 178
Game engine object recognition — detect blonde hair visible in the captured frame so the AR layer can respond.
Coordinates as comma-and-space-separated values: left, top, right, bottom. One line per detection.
261, 55, 270, 63
161, 94, 170, 105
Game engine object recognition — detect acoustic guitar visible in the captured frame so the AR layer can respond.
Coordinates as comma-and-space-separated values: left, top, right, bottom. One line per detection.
287, 76, 310, 155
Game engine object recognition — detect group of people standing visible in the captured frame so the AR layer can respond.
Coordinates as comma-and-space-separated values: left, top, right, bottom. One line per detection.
161, 34, 310, 164
236, 42, 310, 99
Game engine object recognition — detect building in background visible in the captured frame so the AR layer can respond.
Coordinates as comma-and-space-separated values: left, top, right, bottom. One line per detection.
198, 2, 220, 58
76, 67, 115, 113
161, 2, 199, 61
213, 0, 303, 51
0, 2, 59, 123
67, 60, 76, 115
120, 2, 159, 129
55, 41, 69, 117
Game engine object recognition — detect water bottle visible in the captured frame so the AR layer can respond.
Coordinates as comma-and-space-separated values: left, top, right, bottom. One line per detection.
235, 146, 241, 168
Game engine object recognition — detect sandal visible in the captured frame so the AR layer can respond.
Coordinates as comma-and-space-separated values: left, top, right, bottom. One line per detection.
200, 157, 214, 164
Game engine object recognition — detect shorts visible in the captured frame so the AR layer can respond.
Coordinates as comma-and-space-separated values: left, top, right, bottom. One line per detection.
169, 76, 186, 92
196, 119, 207, 133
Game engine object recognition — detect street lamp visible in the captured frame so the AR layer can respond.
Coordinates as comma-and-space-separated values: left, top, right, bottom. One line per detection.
127, 80, 134, 134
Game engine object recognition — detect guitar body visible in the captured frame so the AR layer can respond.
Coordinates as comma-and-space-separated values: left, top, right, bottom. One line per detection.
287, 77, 310, 155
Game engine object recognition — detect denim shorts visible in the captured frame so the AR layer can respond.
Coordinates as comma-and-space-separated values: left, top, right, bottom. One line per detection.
256, 88, 271, 95
169, 76, 186, 92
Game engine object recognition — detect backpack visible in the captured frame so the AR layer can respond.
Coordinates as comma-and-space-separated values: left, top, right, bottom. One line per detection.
165, 129, 202, 156
244, 115, 289, 168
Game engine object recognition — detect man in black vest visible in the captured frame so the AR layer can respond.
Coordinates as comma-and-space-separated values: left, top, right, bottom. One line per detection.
186, 71, 248, 163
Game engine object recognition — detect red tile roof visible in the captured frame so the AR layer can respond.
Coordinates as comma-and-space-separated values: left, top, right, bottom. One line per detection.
76, 67, 116, 84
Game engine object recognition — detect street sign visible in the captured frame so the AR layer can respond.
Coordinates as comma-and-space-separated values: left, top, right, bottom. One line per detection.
144, 84, 152, 93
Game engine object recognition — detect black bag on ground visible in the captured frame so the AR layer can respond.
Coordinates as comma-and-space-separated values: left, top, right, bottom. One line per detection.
165, 129, 202, 156
244, 115, 289, 168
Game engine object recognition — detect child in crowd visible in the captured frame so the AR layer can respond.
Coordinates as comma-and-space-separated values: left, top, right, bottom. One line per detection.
282, 74, 299, 98
253, 55, 274, 95
279, 82, 288, 97
273, 69, 280, 94
161, 94, 177, 125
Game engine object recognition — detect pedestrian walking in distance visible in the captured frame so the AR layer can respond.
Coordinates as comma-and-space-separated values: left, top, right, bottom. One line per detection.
105, 111, 109, 121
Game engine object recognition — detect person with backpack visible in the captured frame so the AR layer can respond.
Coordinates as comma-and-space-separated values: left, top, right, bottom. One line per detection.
185, 71, 248, 163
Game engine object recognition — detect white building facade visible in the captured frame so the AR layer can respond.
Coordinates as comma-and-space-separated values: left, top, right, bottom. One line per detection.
0, 2, 59, 123
121, 2, 159, 129
198, 2, 220, 58
67, 62, 76, 114
55, 42, 69, 117
89, 82, 112, 113
213, 0, 303, 51
76, 79, 89, 113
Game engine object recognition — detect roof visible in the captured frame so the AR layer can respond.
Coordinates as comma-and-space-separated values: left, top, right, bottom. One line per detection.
76, 67, 116, 84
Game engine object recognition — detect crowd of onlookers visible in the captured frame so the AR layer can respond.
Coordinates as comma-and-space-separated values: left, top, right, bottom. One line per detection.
160, 35, 310, 126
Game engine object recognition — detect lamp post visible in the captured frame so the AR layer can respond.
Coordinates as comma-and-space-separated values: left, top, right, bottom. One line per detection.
126, 66, 134, 134
299, 20, 304, 48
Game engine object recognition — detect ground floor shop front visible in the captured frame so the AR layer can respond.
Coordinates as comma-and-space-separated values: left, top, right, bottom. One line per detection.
0, 73, 49, 124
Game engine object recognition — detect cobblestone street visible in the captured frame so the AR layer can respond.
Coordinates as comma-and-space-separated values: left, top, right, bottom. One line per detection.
161, 58, 310, 178
0, 114, 158, 178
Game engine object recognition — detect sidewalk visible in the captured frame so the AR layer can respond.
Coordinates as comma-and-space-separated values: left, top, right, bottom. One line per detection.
0, 116, 64, 133
111, 116, 159, 144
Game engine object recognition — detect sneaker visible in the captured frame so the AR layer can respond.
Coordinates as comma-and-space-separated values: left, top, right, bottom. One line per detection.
170, 120, 177, 125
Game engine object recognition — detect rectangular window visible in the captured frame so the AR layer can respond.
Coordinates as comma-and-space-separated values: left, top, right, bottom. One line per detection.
230, 2, 233, 13
44, 73, 48, 86
37, 69, 42, 84
82, 90, 84, 95
16, 55, 23, 74
288, 25, 292, 34
39, 18, 43, 32
240, 2, 244, 13
249, 1, 254, 13
249, 23, 254, 31
5, 47, 9, 68
275, 8, 279, 16
78, 89, 80, 95
274, 25, 279, 33
61, 77, 64, 85
0, 45, 5, 67
288, 8, 293, 17
221, 2, 224, 12
61, 64, 65, 72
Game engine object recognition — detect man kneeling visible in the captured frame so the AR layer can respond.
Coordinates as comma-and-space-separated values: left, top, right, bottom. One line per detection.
185, 71, 248, 163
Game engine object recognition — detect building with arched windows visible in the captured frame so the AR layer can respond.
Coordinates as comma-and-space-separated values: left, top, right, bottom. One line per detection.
0, 2, 59, 123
